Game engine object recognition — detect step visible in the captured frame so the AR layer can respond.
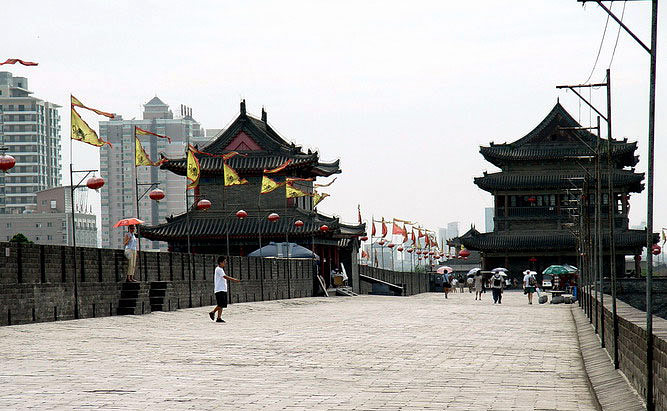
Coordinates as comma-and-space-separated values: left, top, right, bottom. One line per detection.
150, 281, 169, 289
121, 282, 141, 290
120, 290, 139, 299
117, 306, 135, 315
149, 289, 166, 297
151, 304, 163, 312
118, 298, 137, 308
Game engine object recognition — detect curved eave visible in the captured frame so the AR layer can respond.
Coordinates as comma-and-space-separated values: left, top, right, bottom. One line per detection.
460, 230, 655, 252
473, 171, 645, 193
161, 154, 322, 177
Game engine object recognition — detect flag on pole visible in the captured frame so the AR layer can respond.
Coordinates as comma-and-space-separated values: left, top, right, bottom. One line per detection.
261, 175, 284, 194
223, 162, 247, 186
361, 250, 369, 259
71, 107, 112, 147
372, 222, 376, 236
662, 228, 666, 246
314, 177, 337, 188
264, 159, 292, 174
186, 146, 200, 190
411, 229, 416, 244
392, 221, 406, 236
0, 58, 38, 66
418, 228, 425, 238
402, 224, 408, 243
135, 136, 154, 166
71, 95, 114, 118
313, 191, 329, 207
286, 183, 312, 198
358, 205, 362, 224
381, 218, 387, 238
135, 126, 172, 143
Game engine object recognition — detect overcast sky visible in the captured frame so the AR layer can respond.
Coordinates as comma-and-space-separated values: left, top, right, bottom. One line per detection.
4, 0, 666, 238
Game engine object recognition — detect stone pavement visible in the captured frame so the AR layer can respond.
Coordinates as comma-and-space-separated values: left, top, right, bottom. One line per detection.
0, 291, 596, 410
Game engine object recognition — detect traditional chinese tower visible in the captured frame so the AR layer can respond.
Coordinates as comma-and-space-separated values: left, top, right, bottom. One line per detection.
141, 101, 365, 281
461, 102, 652, 276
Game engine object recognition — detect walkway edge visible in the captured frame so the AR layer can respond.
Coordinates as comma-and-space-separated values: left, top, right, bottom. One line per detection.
570, 305, 645, 411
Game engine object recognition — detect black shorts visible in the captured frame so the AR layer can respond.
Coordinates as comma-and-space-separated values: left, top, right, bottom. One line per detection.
215, 291, 228, 308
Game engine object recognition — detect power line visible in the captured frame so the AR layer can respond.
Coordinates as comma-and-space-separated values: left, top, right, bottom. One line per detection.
584, 3, 613, 84
608, 1, 628, 69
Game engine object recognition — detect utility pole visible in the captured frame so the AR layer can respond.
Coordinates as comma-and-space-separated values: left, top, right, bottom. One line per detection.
576, 1, 658, 407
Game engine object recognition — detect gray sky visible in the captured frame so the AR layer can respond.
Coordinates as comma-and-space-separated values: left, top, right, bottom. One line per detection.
4, 0, 666, 237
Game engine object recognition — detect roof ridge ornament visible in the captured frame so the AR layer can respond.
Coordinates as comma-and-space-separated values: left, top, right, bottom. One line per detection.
240, 99, 246, 115
261, 106, 267, 123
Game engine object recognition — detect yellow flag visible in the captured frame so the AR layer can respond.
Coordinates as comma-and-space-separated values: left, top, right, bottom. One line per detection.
71, 107, 111, 147
135, 136, 154, 166
186, 148, 200, 190
71, 95, 115, 118
223, 162, 247, 186
313, 191, 329, 206
261, 175, 284, 194
286, 183, 311, 198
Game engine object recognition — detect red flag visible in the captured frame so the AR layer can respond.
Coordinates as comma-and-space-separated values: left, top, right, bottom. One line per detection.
411, 230, 416, 244
418, 229, 425, 238
392, 221, 405, 236
425, 236, 431, 247
361, 250, 369, 259
381, 218, 387, 238
402, 224, 408, 243
264, 159, 292, 174
372, 223, 376, 236
0, 58, 38, 66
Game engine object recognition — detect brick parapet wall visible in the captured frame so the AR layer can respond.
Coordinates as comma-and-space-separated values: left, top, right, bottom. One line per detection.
583, 291, 667, 410
0, 242, 317, 326
357, 265, 429, 296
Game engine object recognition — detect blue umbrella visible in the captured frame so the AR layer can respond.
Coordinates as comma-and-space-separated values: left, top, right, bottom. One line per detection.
248, 242, 320, 260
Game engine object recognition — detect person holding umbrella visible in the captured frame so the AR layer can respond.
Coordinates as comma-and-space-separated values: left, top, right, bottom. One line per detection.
123, 225, 138, 282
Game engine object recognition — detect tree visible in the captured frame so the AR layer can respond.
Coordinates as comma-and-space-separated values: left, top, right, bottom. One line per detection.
9, 233, 33, 244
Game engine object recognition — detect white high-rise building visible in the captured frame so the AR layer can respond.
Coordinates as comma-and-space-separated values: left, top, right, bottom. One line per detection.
0, 71, 61, 214
447, 221, 459, 239
99, 97, 203, 250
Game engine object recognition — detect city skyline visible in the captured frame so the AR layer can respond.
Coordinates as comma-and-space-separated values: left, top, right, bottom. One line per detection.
2, 1, 665, 236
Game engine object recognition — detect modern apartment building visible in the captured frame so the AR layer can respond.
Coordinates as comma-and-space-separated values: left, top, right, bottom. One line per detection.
0, 186, 97, 247
0, 71, 61, 214
99, 97, 203, 250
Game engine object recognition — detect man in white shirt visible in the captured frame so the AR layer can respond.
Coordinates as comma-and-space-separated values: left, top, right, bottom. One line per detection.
209, 256, 240, 323
523, 270, 537, 305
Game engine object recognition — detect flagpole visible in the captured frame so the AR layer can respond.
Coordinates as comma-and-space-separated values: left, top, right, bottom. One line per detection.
134, 130, 143, 281
185, 140, 192, 308
69, 101, 79, 320
370, 215, 375, 268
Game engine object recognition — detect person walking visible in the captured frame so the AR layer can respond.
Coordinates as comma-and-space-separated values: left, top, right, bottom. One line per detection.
442, 273, 452, 299
523, 269, 537, 305
123, 225, 138, 282
490, 272, 505, 304
474, 272, 483, 300
209, 256, 240, 323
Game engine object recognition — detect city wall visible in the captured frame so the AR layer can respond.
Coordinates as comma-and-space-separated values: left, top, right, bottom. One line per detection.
1, 242, 428, 326
583, 291, 667, 411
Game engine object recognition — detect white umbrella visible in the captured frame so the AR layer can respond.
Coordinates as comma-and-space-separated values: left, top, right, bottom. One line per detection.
467, 268, 481, 277
491, 267, 508, 273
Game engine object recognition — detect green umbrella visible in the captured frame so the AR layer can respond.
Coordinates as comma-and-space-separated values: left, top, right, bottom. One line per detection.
542, 265, 577, 275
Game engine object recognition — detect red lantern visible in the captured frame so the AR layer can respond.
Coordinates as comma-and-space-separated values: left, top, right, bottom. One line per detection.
397, 246, 404, 252
294, 220, 304, 227
459, 249, 471, 258
446, 254, 450, 259
86, 177, 105, 190
387, 243, 395, 248
236, 209, 247, 219
149, 189, 165, 201
268, 213, 280, 222
463, 257, 468, 260
407, 249, 414, 254
196, 199, 211, 210
418, 256, 423, 260
0, 154, 16, 172
360, 236, 368, 241
527, 196, 536, 203
319, 224, 329, 232
652, 244, 661, 255
529, 257, 537, 263
378, 239, 386, 246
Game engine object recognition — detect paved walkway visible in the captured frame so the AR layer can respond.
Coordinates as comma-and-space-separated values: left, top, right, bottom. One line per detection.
0, 291, 596, 410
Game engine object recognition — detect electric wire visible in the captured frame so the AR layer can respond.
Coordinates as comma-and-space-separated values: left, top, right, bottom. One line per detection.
584, 3, 613, 84
608, 1, 628, 69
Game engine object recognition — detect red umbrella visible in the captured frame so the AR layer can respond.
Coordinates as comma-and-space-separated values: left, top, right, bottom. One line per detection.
113, 218, 144, 228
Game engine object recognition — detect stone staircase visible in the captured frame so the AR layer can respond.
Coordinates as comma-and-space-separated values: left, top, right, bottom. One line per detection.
117, 282, 141, 315
149, 282, 169, 312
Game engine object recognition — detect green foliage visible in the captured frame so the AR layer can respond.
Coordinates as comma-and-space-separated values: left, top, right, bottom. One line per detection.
9, 233, 33, 244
